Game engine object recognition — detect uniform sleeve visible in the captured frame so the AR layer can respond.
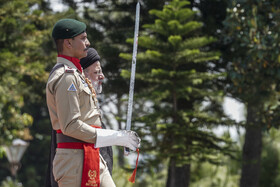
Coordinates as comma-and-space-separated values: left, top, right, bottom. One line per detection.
55, 73, 97, 143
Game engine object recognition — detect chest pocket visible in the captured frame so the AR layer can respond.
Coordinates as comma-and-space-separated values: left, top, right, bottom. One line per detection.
82, 84, 91, 95
79, 79, 96, 110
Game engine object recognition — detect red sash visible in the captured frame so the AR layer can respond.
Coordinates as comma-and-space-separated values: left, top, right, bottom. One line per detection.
56, 126, 101, 187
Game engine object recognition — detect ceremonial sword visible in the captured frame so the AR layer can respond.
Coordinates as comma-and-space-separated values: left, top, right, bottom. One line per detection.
124, 1, 140, 156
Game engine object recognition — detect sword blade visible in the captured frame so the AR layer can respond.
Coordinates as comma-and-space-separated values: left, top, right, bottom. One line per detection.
124, 1, 140, 156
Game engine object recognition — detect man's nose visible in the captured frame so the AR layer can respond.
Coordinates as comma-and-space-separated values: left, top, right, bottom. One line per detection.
98, 73, 105, 80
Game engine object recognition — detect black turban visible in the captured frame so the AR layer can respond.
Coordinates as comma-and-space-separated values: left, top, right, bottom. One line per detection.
80, 48, 100, 69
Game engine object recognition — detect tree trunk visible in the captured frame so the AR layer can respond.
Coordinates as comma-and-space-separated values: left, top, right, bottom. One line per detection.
240, 104, 262, 187
166, 158, 190, 187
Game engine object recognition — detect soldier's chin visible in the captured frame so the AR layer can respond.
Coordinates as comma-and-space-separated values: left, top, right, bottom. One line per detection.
83, 50, 88, 57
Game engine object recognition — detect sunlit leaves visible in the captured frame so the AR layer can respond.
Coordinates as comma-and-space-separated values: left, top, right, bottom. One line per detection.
0, 0, 55, 144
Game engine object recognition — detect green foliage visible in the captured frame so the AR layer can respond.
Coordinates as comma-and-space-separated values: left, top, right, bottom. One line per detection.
0, 0, 61, 145
260, 128, 280, 187
0, 177, 22, 187
224, 0, 280, 124
112, 150, 167, 187
0, 146, 4, 158
121, 0, 236, 179
0, 0, 39, 144
188, 128, 280, 187
190, 161, 240, 187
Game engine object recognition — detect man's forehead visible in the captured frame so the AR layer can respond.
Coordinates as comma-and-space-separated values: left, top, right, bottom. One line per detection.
88, 61, 101, 69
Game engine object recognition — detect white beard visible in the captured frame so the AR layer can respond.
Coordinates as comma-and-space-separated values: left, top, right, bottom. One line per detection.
91, 79, 102, 94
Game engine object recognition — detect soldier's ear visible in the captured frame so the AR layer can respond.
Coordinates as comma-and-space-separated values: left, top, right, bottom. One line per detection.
64, 39, 72, 49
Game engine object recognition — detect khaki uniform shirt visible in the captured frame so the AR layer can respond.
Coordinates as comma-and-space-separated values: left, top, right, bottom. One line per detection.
46, 57, 101, 143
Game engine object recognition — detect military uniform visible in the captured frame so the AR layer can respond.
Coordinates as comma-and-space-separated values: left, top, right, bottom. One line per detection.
46, 57, 115, 187
46, 18, 139, 187
47, 57, 101, 139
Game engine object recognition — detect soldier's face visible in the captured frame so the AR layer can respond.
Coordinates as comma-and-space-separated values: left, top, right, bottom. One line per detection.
71, 32, 90, 59
84, 61, 105, 94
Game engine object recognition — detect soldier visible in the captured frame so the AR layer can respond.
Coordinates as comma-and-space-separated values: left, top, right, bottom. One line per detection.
46, 19, 140, 187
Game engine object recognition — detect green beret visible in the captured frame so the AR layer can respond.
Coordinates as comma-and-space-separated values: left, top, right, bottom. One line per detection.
52, 19, 86, 39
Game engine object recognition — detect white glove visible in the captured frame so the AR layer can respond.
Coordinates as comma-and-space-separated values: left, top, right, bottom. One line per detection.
95, 129, 141, 151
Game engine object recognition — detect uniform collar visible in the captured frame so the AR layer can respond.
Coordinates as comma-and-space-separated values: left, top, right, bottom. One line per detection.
58, 54, 82, 73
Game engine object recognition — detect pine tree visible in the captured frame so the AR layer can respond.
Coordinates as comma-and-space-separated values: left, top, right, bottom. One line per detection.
81, 0, 166, 167
121, 0, 235, 186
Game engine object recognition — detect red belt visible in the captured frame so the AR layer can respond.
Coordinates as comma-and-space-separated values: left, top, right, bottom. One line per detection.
56, 125, 101, 187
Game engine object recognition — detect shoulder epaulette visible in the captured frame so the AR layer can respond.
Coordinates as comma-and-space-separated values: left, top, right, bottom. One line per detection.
48, 64, 64, 78
64, 65, 75, 73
